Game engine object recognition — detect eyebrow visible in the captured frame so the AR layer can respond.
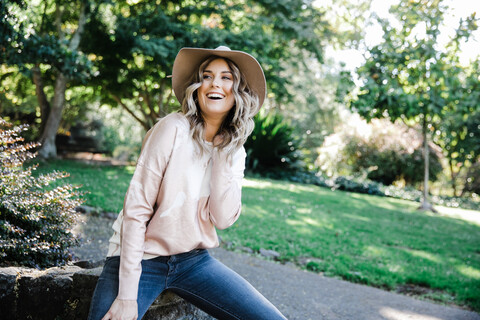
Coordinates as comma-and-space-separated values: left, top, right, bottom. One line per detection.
203, 69, 232, 74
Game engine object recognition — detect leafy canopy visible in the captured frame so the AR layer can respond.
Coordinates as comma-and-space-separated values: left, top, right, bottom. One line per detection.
81, 0, 331, 129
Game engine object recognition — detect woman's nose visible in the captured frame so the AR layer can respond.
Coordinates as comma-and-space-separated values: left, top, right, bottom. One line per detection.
212, 78, 220, 87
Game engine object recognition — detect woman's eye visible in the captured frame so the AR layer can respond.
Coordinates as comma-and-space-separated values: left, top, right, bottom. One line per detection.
222, 76, 232, 80
203, 74, 212, 80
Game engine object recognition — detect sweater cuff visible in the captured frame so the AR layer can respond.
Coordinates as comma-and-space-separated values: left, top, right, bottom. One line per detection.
117, 271, 141, 301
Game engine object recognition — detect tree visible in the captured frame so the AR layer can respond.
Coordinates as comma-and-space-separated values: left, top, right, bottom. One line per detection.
1, 1, 38, 134
274, 0, 373, 168
81, 0, 331, 131
273, 48, 341, 169
2, 0, 94, 158
432, 59, 480, 196
340, 0, 480, 210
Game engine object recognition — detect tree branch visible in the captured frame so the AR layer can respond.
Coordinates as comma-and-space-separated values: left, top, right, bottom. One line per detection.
69, 1, 88, 51
140, 87, 158, 123
162, 89, 174, 117
110, 93, 150, 131
157, 80, 168, 117
136, 95, 151, 125
55, 3, 64, 41
39, 0, 48, 34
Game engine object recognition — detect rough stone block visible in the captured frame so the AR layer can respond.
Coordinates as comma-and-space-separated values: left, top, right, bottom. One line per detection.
16, 266, 80, 320
0, 265, 214, 319
64, 267, 103, 320
0, 267, 22, 320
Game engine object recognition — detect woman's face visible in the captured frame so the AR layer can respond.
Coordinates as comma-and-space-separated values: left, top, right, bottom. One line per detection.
197, 58, 235, 122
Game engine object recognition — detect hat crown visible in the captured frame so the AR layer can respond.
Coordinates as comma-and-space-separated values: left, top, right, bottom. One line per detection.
215, 46, 231, 51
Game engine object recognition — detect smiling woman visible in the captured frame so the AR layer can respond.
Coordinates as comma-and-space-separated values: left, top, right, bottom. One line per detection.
196, 58, 236, 141
86, 46, 287, 320
177, 46, 264, 157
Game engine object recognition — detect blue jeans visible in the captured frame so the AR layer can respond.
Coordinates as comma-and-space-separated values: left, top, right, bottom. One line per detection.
88, 249, 287, 320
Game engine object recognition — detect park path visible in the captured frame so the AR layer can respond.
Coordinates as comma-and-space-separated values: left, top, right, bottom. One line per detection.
72, 214, 480, 320
210, 248, 479, 320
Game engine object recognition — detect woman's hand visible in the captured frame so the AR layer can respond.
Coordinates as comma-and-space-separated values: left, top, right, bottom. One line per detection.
101, 298, 138, 320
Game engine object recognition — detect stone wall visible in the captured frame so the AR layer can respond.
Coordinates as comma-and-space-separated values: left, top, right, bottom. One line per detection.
0, 265, 213, 320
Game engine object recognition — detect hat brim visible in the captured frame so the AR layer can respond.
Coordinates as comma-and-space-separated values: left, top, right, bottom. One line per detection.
172, 47, 266, 110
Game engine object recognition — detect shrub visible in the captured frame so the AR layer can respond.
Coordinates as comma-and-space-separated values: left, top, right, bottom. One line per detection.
0, 119, 83, 268
344, 136, 442, 186
245, 110, 304, 174
333, 176, 384, 196
318, 118, 443, 186
330, 175, 479, 210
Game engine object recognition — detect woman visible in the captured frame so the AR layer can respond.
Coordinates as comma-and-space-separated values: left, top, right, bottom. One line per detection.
88, 46, 287, 320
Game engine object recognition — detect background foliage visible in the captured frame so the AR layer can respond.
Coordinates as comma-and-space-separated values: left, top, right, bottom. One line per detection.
245, 110, 304, 174
338, 0, 480, 200
1, 0, 332, 156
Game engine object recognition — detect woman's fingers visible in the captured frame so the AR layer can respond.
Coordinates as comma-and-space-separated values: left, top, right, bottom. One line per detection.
101, 311, 111, 320
101, 299, 138, 320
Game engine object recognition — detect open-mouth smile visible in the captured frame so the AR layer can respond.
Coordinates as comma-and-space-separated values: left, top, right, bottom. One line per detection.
206, 93, 225, 100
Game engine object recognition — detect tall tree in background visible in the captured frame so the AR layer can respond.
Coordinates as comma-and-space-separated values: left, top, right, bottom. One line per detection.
340, 0, 479, 210
2, 0, 94, 158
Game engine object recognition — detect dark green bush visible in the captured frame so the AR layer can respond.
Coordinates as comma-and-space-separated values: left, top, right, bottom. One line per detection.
331, 175, 479, 210
333, 176, 384, 196
319, 119, 443, 186
285, 171, 331, 188
0, 119, 83, 268
245, 110, 304, 174
344, 135, 443, 186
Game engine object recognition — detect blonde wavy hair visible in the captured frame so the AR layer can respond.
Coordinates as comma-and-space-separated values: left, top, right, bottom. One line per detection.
181, 56, 260, 157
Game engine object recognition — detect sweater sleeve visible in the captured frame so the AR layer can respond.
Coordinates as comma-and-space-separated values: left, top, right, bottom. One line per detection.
208, 146, 246, 230
117, 116, 178, 301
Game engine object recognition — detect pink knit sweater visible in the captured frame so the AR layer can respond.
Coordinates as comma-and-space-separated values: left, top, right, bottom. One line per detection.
106, 112, 246, 300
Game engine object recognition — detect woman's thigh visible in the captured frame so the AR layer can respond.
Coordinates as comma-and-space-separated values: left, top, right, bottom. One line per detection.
168, 252, 287, 320
87, 257, 122, 320
87, 256, 167, 320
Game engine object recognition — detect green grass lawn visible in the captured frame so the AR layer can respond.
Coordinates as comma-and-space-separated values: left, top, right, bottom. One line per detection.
33, 159, 480, 311
32, 158, 136, 213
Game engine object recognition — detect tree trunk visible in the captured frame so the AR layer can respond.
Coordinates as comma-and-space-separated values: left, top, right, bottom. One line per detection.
38, 73, 67, 158
37, 1, 89, 158
418, 116, 436, 212
32, 65, 51, 135
449, 158, 458, 197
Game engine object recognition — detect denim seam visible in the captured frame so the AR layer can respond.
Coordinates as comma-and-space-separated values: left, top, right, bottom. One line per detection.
165, 259, 170, 289
168, 286, 242, 320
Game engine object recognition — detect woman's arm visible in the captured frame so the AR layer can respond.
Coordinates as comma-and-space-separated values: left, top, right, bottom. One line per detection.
208, 146, 246, 229
116, 116, 178, 301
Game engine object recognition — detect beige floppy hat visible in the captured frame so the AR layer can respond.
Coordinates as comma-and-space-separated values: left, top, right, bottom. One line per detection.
172, 46, 266, 108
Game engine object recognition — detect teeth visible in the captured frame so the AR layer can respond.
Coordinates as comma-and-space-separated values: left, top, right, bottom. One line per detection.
207, 93, 224, 99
